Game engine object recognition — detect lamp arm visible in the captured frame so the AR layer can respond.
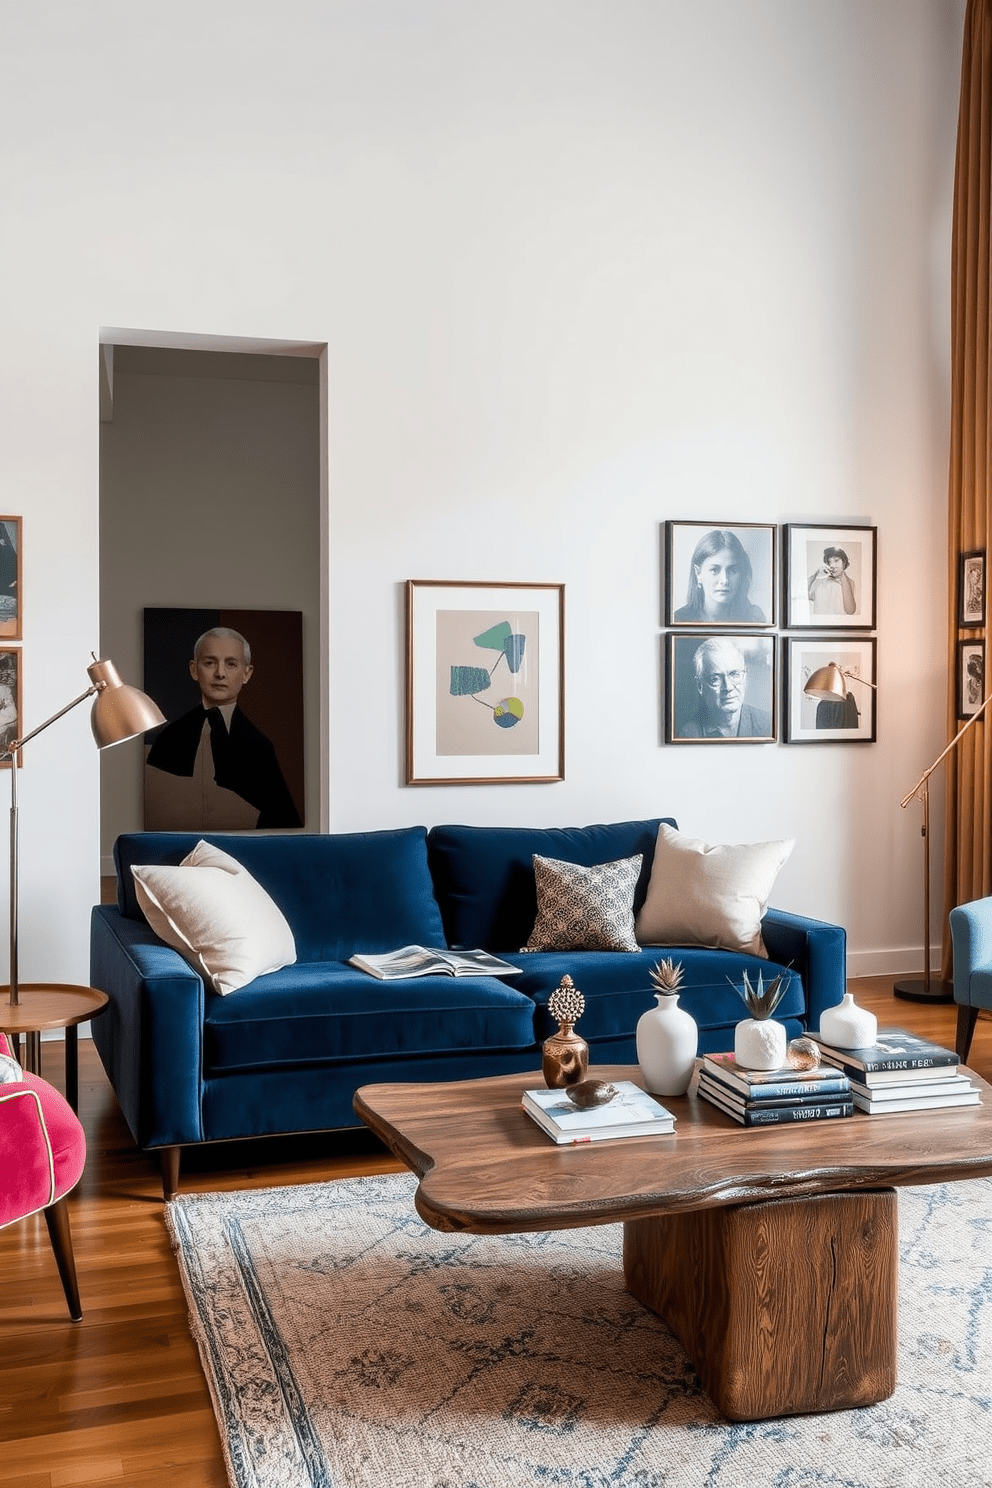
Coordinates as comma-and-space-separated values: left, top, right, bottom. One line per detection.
1, 682, 103, 764
840, 669, 877, 691
899, 690, 992, 809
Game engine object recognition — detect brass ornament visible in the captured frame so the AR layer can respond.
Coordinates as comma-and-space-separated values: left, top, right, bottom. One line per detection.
542, 974, 590, 1088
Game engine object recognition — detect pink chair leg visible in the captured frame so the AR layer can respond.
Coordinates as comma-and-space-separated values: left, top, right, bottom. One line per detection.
43, 1196, 82, 1321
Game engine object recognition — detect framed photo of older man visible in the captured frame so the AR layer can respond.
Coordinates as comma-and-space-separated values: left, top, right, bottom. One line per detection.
666, 632, 777, 744
784, 523, 876, 630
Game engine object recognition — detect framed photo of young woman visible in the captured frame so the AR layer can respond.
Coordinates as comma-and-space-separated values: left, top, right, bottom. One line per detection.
665, 522, 776, 628
784, 524, 876, 629
783, 637, 876, 743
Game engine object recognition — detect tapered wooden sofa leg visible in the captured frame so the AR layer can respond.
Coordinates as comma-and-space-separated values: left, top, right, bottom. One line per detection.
43, 1196, 82, 1321
160, 1146, 181, 1200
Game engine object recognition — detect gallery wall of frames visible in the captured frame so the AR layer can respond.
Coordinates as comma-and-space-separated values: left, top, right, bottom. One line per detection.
662, 521, 878, 746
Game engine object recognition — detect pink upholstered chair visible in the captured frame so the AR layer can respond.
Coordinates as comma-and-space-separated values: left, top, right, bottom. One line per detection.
0, 1032, 87, 1319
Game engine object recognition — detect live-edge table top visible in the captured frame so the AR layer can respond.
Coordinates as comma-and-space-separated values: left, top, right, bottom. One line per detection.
354, 1062, 992, 1235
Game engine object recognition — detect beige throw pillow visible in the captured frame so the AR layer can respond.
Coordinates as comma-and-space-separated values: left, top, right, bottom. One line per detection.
635, 824, 794, 958
131, 839, 297, 995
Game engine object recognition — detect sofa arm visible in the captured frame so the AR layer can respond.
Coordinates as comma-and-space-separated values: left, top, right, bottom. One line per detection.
950, 899, 992, 1007
761, 907, 847, 1032
90, 906, 206, 1149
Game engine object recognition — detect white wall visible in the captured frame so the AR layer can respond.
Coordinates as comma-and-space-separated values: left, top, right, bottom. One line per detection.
0, 0, 965, 987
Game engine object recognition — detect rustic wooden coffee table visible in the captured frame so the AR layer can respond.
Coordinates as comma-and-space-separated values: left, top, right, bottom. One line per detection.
355, 1062, 992, 1422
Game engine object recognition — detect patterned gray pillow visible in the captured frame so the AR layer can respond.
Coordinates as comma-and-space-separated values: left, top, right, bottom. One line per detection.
0, 1052, 24, 1084
523, 853, 642, 952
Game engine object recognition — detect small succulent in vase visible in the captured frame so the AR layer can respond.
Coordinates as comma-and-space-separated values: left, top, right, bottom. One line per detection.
542, 975, 590, 1088
731, 968, 791, 1071
635, 957, 698, 1097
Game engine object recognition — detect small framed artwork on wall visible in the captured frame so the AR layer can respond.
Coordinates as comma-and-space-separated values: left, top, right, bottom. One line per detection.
957, 639, 985, 719
406, 580, 565, 784
783, 636, 877, 743
665, 632, 776, 744
784, 524, 876, 630
664, 522, 776, 628
959, 550, 985, 628
0, 647, 21, 763
0, 517, 21, 640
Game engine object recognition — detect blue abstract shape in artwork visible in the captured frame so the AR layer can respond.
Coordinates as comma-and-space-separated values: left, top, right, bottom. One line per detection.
450, 666, 491, 697
501, 635, 526, 672
493, 697, 524, 728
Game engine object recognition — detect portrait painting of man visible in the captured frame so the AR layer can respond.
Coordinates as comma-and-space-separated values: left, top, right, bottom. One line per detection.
143, 607, 304, 831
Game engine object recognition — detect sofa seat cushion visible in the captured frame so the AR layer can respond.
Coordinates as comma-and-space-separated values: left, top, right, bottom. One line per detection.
203, 964, 537, 1072
501, 948, 806, 1043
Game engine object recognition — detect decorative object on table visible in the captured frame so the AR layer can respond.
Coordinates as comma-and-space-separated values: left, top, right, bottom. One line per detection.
2, 657, 164, 1020
405, 579, 564, 785
784, 636, 877, 744
731, 967, 790, 1071
783, 522, 877, 629
665, 631, 777, 745
565, 1078, 618, 1109
786, 1036, 821, 1070
957, 639, 985, 720
959, 548, 985, 627
522, 1079, 675, 1144
541, 974, 589, 1088
0, 516, 21, 640
664, 521, 777, 629
817, 991, 878, 1050
635, 958, 698, 1097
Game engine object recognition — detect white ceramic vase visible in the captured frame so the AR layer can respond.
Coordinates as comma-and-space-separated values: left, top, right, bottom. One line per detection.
734, 1017, 787, 1071
636, 993, 698, 1096
818, 992, 877, 1050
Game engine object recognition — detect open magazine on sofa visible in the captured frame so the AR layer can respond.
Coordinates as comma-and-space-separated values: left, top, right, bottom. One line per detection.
349, 945, 521, 980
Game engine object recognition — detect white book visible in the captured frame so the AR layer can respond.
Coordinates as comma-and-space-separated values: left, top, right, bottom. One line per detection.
349, 945, 521, 980
522, 1080, 676, 1144
852, 1088, 981, 1114
849, 1073, 975, 1103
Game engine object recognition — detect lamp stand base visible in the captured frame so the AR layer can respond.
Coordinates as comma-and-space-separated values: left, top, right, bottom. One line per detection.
892, 977, 955, 1005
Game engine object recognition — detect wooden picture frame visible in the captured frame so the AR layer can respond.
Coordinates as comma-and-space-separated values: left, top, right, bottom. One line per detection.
0, 517, 22, 641
406, 580, 565, 784
957, 638, 985, 720
665, 632, 777, 744
0, 647, 21, 765
665, 521, 776, 628
783, 636, 877, 743
784, 524, 877, 630
959, 550, 985, 628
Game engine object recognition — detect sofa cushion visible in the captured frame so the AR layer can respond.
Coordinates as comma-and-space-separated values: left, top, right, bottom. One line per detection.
635, 824, 794, 959
114, 828, 447, 963
428, 820, 671, 952
523, 854, 641, 952
202, 964, 537, 1072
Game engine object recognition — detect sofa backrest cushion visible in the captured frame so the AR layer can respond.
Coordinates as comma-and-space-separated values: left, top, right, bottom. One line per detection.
427, 819, 674, 952
114, 828, 447, 963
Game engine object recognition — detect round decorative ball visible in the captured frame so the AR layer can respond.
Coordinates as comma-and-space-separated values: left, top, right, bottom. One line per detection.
786, 1037, 821, 1072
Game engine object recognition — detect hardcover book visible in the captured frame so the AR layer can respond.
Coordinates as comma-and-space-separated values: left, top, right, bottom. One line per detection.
349, 946, 521, 980
702, 1054, 850, 1103
812, 1027, 958, 1077
522, 1080, 676, 1144
698, 1075, 854, 1126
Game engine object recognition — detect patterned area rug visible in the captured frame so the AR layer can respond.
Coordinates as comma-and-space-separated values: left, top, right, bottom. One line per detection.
166, 1172, 992, 1488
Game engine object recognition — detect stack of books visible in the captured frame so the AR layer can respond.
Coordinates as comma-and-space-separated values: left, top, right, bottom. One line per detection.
696, 1053, 854, 1126
521, 1080, 676, 1145
812, 1027, 982, 1114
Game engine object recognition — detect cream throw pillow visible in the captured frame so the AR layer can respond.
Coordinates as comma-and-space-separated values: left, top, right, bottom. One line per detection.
131, 840, 297, 995
635, 824, 794, 958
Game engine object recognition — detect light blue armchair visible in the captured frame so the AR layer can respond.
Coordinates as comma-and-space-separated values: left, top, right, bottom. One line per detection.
949, 898, 992, 1060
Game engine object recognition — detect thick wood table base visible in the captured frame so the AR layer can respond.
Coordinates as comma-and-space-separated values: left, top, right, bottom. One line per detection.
623, 1188, 898, 1421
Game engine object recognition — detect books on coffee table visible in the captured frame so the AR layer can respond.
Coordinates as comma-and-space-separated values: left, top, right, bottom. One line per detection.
812, 1027, 981, 1114
702, 1053, 851, 1102
349, 946, 521, 979
849, 1075, 980, 1114
522, 1081, 676, 1145
696, 1069, 854, 1126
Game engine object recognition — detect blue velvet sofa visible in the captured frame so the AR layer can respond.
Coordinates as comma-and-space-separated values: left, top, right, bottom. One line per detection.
90, 818, 846, 1196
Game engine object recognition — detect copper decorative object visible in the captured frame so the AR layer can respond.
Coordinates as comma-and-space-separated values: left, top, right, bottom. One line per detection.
786, 1036, 821, 1071
565, 1078, 618, 1109
541, 974, 589, 1088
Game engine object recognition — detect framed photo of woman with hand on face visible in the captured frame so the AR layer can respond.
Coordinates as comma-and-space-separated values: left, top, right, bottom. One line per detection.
665, 522, 776, 629
784, 524, 876, 630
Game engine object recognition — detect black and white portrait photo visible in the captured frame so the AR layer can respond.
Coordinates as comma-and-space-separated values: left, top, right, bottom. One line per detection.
666, 632, 776, 744
959, 550, 985, 628
785, 524, 876, 629
665, 522, 776, 628
958, 640, 985, 720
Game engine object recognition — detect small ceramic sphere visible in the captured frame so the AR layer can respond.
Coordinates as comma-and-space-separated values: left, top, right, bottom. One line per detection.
565, 1079, 618, 1109
786, 1036, 821, 1071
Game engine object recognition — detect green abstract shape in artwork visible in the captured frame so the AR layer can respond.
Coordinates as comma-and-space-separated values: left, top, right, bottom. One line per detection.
473, 621, 512, 651
501, 635, 526, 672
493, 697, 524, 728
450, 665, 491, 696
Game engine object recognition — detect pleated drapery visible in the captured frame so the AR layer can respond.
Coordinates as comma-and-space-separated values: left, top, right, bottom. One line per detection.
943, 0, 992, 970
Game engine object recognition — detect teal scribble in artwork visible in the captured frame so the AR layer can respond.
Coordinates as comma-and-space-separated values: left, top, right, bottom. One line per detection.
473, 621, 512, 651
501, 635, 526, 672
450, 666, 491, 697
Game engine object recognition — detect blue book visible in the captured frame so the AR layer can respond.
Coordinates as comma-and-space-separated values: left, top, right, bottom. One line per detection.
703, 1053, 851, 1102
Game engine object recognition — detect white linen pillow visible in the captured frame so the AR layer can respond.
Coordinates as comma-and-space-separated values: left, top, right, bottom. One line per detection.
131, 839, 297, 995
635, 824, 794, 959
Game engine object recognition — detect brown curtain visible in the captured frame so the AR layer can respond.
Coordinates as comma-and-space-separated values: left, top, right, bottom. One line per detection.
944, 0, 992, 966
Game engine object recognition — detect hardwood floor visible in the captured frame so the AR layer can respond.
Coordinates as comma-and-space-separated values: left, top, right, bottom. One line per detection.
1, 976, 989, 1486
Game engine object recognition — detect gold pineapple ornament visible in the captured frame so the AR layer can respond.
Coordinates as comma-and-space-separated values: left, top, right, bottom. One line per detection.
542, 975, 590, 1088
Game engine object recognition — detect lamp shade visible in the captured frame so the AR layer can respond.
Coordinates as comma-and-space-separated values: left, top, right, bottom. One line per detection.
803, 662, 848, 703
87, 658, 165, 747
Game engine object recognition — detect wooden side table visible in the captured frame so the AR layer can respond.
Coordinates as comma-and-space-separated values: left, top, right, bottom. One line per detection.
0, 983, 109, 1111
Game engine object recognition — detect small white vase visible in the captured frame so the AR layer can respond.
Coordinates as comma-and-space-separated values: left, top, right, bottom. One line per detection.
735, 1017, 787, 1071
818, 992, 877, 1050
636, 993, 698, 1096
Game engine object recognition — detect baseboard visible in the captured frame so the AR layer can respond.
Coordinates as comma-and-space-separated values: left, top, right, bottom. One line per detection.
846, 948, 941, 979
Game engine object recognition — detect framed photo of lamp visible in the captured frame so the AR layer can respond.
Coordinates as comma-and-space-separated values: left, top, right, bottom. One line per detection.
957, 638, 985, 720
959, 549, 985, 628
665, 521, 776, 628
406, 580, 565, 784
784, 523, 876, 629
784, 636, 877, 743
665, 631, 777, 744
